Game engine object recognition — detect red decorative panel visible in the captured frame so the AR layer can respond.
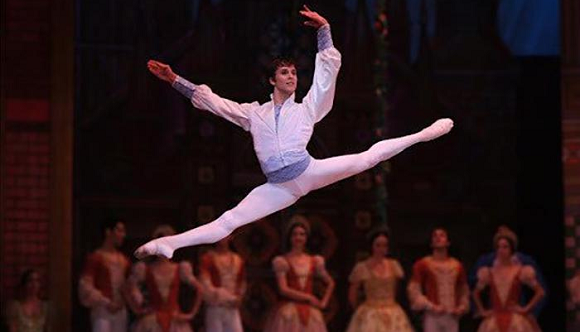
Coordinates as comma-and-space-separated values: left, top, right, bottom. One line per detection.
6, 99, 50, 122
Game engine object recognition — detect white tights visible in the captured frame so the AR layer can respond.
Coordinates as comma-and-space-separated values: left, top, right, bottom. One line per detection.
135, 119, 453, 258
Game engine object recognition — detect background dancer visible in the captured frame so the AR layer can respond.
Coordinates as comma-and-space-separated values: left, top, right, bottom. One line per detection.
407, 227, 469, 332
199, 236, 246, 332
264, 215, 334, 332
79, 218, 130, 332
346, 228, 414, 332
125, 225, 203, 332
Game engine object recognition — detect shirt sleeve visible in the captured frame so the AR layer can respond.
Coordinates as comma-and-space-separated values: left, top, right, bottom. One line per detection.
407, 260, 436, 311
391, 259, 405, 279
519, 265, 539, 288
126, 262, 146, 308
272, 256, 289, 276
317, 24, 333, 51
313, 255, 327, 277
199, 254, 219, 304
171, 75, 257, 131
190, 83, 257, 131
172, 75, 196, 99
78, 254, 111, 308
348, 262, 366, 284
302, 25, 341, 124
199, 254, 237, 305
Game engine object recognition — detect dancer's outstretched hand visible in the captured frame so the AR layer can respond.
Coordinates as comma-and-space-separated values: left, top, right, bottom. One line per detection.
299, 5, 328, 29
147, 60, 177, 84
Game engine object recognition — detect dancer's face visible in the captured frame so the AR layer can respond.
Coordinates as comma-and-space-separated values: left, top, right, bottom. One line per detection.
372, 234, 389, 257
290, 225, 307, 250
270, 65, 297, 96
108, 222, 126, 247
431, 229, 450, 249
496, 238, 513, 260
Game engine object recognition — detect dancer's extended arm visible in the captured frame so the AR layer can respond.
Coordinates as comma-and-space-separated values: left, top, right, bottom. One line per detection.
147, 60, 257, 131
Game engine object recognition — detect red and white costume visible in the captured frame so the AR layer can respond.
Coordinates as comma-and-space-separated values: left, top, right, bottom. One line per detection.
264, 255, 328, 332
79, 250, 131, 332
199, 250, 246, 332
475, 265, 542, 332
127, 261, 199, 332
408, 256, 469, 332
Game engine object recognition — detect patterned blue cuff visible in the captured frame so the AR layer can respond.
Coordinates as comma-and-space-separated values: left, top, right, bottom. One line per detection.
172, 76, 196, 99
317, 24, 333, 51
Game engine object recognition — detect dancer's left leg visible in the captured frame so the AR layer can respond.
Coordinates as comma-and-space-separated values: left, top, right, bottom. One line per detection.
134, 181, 302, 258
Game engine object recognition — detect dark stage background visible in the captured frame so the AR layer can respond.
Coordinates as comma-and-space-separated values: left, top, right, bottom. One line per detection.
0, 0, 570, 331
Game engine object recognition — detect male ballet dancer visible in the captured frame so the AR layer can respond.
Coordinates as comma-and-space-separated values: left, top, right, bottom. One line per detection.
135, 6, 453, 259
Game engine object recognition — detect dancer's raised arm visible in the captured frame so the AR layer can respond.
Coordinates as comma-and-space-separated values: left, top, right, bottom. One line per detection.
299, 5, 341, 124
147, 60, 257, 131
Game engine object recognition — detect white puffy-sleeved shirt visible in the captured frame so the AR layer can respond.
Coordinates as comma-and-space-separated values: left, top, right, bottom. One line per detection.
172, 26, 341, 183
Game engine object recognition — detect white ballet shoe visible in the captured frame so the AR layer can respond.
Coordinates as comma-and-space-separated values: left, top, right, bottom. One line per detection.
134, 237, 175, 259
420, 118, 454, 142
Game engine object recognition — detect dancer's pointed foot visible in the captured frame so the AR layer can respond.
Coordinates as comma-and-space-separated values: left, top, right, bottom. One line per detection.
134, 237, 175, 259
419, 118, 454, 142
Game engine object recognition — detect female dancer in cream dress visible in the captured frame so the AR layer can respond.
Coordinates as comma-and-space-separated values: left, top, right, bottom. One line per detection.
346, 229, 414, 332
6, 269, 48, 332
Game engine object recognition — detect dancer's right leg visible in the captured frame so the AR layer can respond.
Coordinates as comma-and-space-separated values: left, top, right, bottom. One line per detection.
134, 182, 301, 258
299, 118, 454, 192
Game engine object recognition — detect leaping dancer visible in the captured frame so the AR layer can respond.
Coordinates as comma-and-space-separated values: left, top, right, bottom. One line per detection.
135, 5, 453, 259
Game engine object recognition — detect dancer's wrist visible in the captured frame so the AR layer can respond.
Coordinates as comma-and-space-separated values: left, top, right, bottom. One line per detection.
168, 72, 177, 84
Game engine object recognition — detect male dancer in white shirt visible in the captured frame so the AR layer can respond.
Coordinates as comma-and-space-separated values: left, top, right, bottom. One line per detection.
135, 5, 453, 259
